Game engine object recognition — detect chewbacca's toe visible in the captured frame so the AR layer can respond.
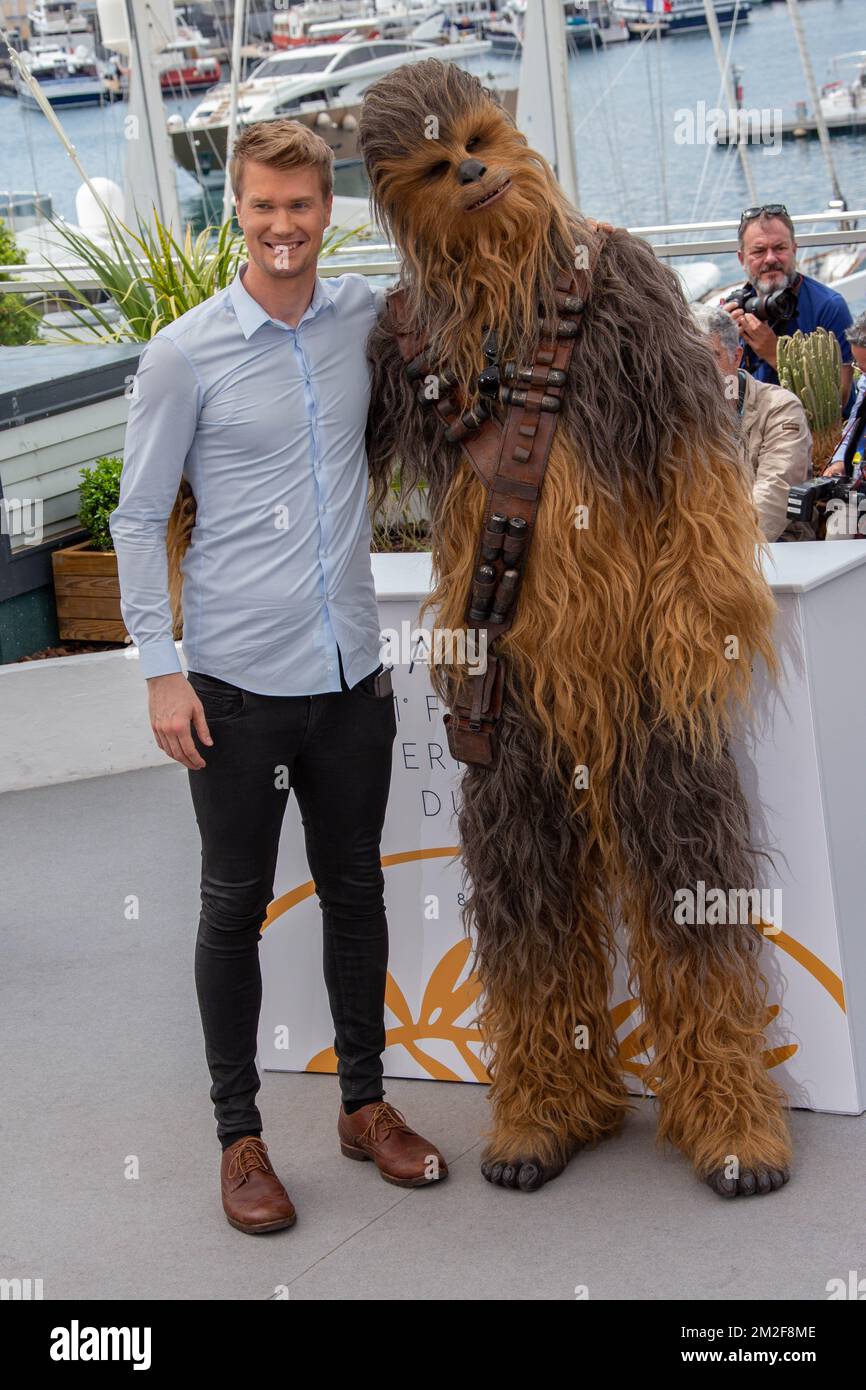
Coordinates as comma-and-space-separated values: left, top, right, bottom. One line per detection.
481, 1151, 568, 1192
706, 1164, 791, 1198
516, 1161, 546, 1193
706, 1169, 738, 1198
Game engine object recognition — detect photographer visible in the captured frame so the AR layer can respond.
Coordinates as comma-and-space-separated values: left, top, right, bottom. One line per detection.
694, 304, 811, 542
722, 204, 854, 416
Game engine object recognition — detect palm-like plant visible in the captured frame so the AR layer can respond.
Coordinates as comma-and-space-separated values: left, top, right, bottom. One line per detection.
370, 469, 430, 552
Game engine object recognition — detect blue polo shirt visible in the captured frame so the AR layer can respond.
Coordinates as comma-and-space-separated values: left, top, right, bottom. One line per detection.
740, 274, 855, 416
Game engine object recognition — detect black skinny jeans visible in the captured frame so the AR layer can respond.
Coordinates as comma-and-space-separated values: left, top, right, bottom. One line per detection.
186, 651, 396, 1147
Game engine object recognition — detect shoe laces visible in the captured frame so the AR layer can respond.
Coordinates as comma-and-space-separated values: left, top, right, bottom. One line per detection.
357, 1102, 411, 1145
227, 1136, 271, 1183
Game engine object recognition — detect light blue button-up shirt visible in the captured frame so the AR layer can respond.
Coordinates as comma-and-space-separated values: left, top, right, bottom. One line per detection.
109, 264, 385, 695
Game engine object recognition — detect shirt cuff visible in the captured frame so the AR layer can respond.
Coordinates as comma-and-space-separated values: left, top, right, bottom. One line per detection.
133, 639, 184, 679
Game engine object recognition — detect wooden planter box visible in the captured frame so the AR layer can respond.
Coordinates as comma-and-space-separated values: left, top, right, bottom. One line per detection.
51, 540, 129, 642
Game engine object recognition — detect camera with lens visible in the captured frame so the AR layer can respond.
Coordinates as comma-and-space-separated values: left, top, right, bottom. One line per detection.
726, 283, 800, 329
786, 474, 866, 539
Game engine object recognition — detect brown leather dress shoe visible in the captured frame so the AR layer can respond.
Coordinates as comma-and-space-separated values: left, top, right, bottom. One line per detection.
220, 1136, 296, 1234
338, 1101, 448, 1188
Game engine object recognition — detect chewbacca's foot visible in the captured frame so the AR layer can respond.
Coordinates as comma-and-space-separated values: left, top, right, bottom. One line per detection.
705, 1164, 791, 1199
480, 1144, 575, 1193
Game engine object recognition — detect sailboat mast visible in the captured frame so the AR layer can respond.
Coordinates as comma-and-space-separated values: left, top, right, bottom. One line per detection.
222, 0, 248, 223
702, 0, 757, 204
784, 0, 844, 204
124, 0, 181, 229
517, 0, 578, 206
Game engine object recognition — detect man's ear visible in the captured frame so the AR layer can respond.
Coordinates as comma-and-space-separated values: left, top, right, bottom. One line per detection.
737, 249, 745, 270
325, 193, 333, 229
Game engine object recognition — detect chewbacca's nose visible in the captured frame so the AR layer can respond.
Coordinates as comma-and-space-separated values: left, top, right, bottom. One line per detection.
457, 158, 487, 185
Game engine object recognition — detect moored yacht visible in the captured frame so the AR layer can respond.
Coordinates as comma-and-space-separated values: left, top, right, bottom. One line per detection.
14, 44, 113, 107
27, 0, 92, 41
819, 52, 866, 128
185, 32, 492, 130
612, 0, 750, 36
173, 33, 511, 193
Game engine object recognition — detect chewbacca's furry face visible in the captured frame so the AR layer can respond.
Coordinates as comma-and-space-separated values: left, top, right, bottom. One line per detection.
359, 60, 556, 261
359, 61, 579, 401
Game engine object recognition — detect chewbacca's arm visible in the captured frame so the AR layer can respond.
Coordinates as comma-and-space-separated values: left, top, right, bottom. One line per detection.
565, 226, 743, 498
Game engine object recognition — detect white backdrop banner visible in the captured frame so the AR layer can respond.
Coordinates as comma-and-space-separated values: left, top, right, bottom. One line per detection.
260, 554, 866, 1115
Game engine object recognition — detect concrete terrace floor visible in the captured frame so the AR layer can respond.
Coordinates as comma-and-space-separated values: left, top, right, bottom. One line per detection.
2, 765, 865, 1302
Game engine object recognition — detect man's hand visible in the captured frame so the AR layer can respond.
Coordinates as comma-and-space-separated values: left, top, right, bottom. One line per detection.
723, 302, 778, 370
147, 672, 212, 769
822, 460, 846, 478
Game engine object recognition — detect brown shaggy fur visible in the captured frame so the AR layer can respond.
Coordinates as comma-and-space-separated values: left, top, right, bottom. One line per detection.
359, 61, 792, 1184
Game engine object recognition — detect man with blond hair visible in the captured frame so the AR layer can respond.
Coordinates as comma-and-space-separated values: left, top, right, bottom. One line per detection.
110, 120, 447, 1235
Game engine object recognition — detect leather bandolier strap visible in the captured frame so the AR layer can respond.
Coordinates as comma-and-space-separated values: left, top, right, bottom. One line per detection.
388, 225, 613, 767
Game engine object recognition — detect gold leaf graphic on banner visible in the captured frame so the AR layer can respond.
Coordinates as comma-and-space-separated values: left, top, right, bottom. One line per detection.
259, 847, 843, 1080
305, 966, 799, 1082
306, 937, 487, 1081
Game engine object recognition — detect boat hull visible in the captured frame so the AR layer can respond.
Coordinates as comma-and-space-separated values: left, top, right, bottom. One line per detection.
616, 1, 751, 35
17, 84, 109, 107
159, 67, 221, 92
173, 105, 366, 191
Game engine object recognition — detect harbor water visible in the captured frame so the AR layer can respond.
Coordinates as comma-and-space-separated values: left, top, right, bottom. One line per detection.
0, 0, 863, 283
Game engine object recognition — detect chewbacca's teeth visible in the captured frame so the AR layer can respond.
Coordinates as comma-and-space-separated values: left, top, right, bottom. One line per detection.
467, 178, 511, 211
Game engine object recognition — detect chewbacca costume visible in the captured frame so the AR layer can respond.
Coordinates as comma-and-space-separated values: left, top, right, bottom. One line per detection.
357, 61, 792, 1197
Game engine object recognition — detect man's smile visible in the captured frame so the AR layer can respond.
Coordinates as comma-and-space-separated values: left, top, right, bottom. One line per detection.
263, 238, 307, 254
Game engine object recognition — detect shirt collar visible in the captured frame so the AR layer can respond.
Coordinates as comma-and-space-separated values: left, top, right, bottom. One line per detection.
228, 263, 335, 339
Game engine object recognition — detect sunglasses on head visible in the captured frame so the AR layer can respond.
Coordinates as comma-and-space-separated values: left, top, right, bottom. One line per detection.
738, 204, 789, 232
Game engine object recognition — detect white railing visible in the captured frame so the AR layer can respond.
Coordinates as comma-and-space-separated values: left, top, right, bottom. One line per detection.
1, 210, 864, 294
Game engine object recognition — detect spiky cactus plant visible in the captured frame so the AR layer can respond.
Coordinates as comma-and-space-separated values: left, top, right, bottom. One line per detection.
777, 328, 843, 473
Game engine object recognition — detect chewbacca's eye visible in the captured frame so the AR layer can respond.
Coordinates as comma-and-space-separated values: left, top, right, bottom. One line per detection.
466, 134, 482, 152
427, 161, 449, 179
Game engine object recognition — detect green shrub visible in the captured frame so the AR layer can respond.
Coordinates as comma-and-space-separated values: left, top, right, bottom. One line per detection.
78, 455, 123, 550
0, 216, 36, 346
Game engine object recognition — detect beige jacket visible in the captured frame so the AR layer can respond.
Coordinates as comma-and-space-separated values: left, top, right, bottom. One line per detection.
738, 372, 812, 541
